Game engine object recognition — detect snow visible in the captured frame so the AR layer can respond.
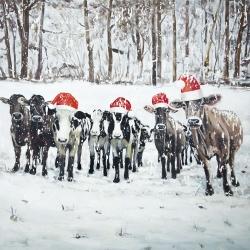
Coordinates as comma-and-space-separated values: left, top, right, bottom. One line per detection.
0, 80, 250, 250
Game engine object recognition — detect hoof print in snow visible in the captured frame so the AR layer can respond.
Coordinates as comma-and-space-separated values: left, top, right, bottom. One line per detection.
224, 220, 232, 227
193, 224, 206, 233
241, 170, 246, 174
74, 233, 87, 239
95, 210, 102, 214
197, 205, 206, 209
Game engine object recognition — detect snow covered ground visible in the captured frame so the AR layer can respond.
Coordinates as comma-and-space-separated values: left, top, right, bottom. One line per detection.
0, 80, 250, 250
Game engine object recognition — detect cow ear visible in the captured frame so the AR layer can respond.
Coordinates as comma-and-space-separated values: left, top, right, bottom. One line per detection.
203, 94, 222, 106
169, 99, 184, 109
74, 111, 91, 120
47, 103, 56, 115
144, 105, 155, 114
0, 97, 10, 104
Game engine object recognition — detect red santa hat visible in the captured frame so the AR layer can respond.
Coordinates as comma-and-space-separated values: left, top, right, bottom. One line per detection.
178, 74, 203, 101
110, 97, 132, 114
52, 92, 78, 110
152, 92, 169, 108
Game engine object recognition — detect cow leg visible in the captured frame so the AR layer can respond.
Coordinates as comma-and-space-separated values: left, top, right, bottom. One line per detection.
202, 160, 214, 196
12, 145, 21, 172
77, 139, 83, 170
216, 155, 222, 178
67, 156, 74, 182
120, 151, 124, 169
24, 146, 31, 173
229, 151, 240, 187
124, 157, 130, 180
58, 155, 66, 181
137, 151, 143, 167
96, 148, 101, 170
176, 153, 181, 174
113, 156, 120, 183
167, 153, 170, 172
103, 151, 108, 177
221, 164, 233, 196
89, 156, 95, 174
30, 146, 40, 175
171, 153, 176, 179
41, 146, 49, 176
161, 154, 167, 179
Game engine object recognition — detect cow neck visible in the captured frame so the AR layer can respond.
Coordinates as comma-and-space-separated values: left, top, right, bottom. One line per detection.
190, 105, 209, 156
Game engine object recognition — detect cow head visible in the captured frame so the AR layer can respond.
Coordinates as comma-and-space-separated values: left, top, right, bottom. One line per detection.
100, 111, 112, 137
0, 94, 29, 125
140, 125, 152, 143
108, 112, 129, 139
90, 109, 103, 136
29, 95, 46, 128
171, 94, 222, 129
48, 106, 89, 145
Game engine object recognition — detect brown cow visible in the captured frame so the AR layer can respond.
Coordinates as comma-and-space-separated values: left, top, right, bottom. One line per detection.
171, 94, 243, 196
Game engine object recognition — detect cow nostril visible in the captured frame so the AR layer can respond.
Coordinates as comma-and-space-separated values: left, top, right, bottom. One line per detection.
58, 138, 67, 143
12, 112, 23, 121
32, 115, 43, 123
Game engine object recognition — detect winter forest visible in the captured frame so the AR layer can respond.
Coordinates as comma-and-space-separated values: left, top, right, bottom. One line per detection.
0, 0, 249, 84
0, 1, 250, 250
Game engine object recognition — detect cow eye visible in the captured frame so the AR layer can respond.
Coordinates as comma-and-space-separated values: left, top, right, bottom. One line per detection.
53, 119, 60, 131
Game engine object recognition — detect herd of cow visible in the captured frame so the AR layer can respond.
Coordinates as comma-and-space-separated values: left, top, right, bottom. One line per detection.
0, 75, 244, 196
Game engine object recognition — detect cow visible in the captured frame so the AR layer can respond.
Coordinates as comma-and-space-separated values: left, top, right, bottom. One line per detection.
0, 95, 31, 172
108, 111, 133, 183
171, 94, 243, 196
144, 93, 186, 179
49, 105, 90, 181
28, 95, 55, 176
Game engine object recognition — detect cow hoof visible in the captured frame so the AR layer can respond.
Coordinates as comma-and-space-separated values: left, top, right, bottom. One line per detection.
205, 186, 214, 196
217, 171, 222, 178
224, 185, 233, 196
232, 179, 240, 187
77, 163, 82, 170
58, 176, 64, 181
29, 167, 36, 175
113, 178, 120, 183
161, 176, 167, 180
171, 174, 176, 179
167, 167, 170, 172
24, 165, 29, 173
103, 172, 108, 177
96, 164, 100, 170
132, 168, 136, 173
67, 177, 73, 182
42, 169, 48, 176
176, 169, 180, 174
88, 169, 94, 174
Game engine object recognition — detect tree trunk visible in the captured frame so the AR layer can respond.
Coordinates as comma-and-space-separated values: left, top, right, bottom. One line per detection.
35, 0, 45, 80
244, 5, 250, 57
152, 0, 157, 85
2, 1, 13, 78
172, 0, 177, 81
204, 0, 222, 70
156, 0, 162, 81
223, 0, 230, 82
107, 0, 113, 80
83, 0, 94, 82
234, 0, 246, 78
20, 0, 30, 79
185, 0, 189, 58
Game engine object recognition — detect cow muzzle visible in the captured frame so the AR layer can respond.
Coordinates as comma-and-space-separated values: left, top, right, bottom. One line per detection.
187, 116, 202, 128
155, 123, 166, 131
32, 115, 43, 123
58, 138, 68, 144
12, 112, 23, 121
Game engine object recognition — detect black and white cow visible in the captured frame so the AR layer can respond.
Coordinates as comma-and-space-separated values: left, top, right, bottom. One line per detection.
28, 95, 55, 176
87, 110, 111, 177
0, 95, 31, 172
49, 106, 90, 181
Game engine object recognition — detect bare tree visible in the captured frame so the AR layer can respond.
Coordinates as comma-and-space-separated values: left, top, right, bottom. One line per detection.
1, 0, 13, 78
152, 0, 157, 85
35, 0, 45, 80
203, 0, 222, 76
234, 0, 247, 78
156, 0, 162, 81
185, 0, 189, 58
83, 0, 94, 82
244, 5, 250, 57
172, 0, 177, 81
223, 0, 230, 82
107, 0, 113, 80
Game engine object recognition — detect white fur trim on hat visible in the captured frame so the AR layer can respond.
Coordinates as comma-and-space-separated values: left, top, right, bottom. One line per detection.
153, 102, 169, 108
181, 88, 203, 101
54, 104, 77, 111
110, 106, 128, 114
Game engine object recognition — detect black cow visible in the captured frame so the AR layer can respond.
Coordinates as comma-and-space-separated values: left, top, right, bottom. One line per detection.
0, 95, 31, 172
